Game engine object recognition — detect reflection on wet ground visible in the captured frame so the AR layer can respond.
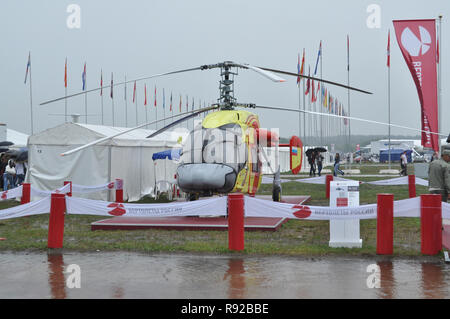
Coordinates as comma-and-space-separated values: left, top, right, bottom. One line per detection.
0, 252, 449, 299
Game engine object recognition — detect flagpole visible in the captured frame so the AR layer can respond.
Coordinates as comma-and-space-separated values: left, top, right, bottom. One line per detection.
388, 30, 392, 170
303, 75, 306, 143
28, 52, 34, 134
155, 87, 158, 130
438, 15, 442, 151
347, 35, 351, 169
320, 44, 323, 146
100, 69, 104, 125
135, 83, 138, 126
65, 58, 68, 123
298, 53, 301, 140
125, 74, 128, 128
84, 64, 88, 124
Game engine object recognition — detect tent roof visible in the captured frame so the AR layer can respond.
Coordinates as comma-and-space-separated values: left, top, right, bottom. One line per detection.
28, 122, 188, 147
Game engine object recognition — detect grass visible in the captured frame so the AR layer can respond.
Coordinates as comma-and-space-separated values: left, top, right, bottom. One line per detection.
0, 175, 437, 258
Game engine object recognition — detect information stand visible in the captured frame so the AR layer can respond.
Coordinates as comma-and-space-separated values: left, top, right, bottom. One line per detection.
329, 180, 362, 248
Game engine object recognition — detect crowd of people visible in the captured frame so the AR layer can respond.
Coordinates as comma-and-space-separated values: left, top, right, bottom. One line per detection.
307, 150, 324, 177
0, 154, 27, 191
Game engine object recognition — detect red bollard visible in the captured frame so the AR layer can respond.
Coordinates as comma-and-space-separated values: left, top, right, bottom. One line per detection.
48, 193, 66, 249
64, 181, 72, 197
376, 194, 394, 255
21, 183, 31, 205
326, 175, 333, 199
228, 193, 245, 251
115, 179, 123, 203
408, 175, 416, 198
420, 194, 442, 255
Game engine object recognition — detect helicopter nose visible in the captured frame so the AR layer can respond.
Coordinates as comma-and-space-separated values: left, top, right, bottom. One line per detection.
177, 163, 237, 193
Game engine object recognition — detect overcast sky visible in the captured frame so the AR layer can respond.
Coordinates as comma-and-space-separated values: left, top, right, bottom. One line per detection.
1, 0, 448, 140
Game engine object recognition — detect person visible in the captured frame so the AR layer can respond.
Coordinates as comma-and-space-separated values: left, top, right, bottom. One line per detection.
431, 151, 439, 162
334, 153, 344, 176
428, 144, 450, 202
0, 154, 7, 190
308, 151, 316, 177
400, 151, 408, 176
14, 161, 26, 186
316, 152, 324, 177
3, 159, 16, 191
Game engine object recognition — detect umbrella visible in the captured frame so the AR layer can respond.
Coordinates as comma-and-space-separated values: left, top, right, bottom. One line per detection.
305, 149, 314, 157
314, 147, 327, 153
0, 148, 9, 153
4, 149, 19, 158
0, 141, 13, 147
15, 150, 28, 162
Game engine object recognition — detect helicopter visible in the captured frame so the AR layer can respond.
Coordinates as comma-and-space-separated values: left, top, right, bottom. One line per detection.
40, 61, 378, 201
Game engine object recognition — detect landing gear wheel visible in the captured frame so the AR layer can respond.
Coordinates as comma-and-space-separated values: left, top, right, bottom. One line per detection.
272, 186, 281, 202
188, 193, 199, 201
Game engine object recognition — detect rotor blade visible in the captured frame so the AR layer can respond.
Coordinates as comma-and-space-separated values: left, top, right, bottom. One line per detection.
235, 63, 286, 82
61, 105, 219, 156
257, 67, 372, 94
255, 105, 447, 137
40, 66, 205, 106
146, 105, 219, 138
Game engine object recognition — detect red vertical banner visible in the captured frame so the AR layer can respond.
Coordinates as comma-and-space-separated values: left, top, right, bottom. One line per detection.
393, 19, 438, 151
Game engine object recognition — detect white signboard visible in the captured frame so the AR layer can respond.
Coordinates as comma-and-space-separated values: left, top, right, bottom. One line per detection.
329, 180, 363, 248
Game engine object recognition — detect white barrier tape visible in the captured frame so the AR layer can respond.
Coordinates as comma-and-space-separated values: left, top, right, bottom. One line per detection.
244, 196, 378, 220
30, 184, 71, 198
262, 175, 429, 187
65, 196, 228, 217
0, 196, 51, 220
71, 182, 115, 194
261, 176, 291, 184
0, 185, 23, 201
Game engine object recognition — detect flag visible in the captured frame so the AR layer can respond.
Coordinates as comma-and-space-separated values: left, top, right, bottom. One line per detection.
393, 19, 439, 151
387, 30, 391, 67
132, 81, 136, 103
110, 73, 113, 99
296, 53, 301, 86
170, 92, 173, 111
24, 52, 31, 84
311, 80, 317, 102
144, 84, 147, 106
186, 95, 188, 111
64, 58, 68, 88
304, 67, 310, 95
100, 70, 103, 96
314, 41, 322, 75
192, 97, 195, 111
82, 63, 86, 91
179, 95, 182, 112
154, 86, 157, 107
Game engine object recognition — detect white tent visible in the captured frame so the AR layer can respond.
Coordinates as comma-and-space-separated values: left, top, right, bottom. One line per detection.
27, 123, 187, 201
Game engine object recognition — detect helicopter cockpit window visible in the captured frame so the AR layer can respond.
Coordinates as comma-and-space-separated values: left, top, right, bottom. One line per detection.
181, 123, 247, 172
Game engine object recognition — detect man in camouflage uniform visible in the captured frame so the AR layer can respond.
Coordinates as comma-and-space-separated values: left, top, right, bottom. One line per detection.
428, 144, 450, 202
